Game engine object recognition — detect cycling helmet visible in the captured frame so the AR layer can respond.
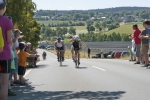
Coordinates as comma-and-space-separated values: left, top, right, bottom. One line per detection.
74, 35, 80, 41
57, 37, 61, 40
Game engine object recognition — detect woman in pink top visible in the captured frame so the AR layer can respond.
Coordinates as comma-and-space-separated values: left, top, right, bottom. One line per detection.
0, 1, 13, 100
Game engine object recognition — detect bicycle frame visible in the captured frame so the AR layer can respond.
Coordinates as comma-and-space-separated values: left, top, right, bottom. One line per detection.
58, 49, 63, 66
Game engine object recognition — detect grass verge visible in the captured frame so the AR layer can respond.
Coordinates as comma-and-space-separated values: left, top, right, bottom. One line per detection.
48, 50, 88, 59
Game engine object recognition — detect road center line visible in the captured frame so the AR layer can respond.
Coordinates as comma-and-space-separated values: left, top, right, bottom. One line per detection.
92, 66, 106, 71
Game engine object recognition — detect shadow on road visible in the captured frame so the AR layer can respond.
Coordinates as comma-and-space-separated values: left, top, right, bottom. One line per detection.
8, 84, 126, 100
76, 67, 88, 69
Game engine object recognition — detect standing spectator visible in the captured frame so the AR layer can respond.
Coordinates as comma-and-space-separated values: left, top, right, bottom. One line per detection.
139, 21, 150, 67
128, 34, 136, 61
12, 29, 22, 84
0, 27, 4, 52
17, 43, 38, 85
0, 0, 14, 100
133, 24, 141, 64
128, 46, 134, 61
87, 48, 91, 59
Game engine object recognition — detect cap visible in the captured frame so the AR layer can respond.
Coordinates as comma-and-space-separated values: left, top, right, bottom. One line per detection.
14, 29, 22, 34
0, 0, 6, 9
27, 42, 31, 45
19, 43, 25, 50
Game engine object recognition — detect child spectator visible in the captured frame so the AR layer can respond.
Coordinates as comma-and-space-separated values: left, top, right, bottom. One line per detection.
128, 46, 133, 61
17, 43, 38, 85
0, 0, 14, 100
8, 49, 16, 96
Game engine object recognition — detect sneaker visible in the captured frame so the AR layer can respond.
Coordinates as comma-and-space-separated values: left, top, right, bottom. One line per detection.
13, 80, 20, 84
141, 64, 148, 67
134, 62, 140, 64
20, 82, 27, 85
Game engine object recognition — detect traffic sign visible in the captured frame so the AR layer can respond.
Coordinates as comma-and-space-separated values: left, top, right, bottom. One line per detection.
82, 43, 86, 47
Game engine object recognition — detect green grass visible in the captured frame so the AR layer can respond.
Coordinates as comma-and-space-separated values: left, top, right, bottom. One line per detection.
38, 20, 144, 35
104, 22, 143, 34
37, 20, 69, 26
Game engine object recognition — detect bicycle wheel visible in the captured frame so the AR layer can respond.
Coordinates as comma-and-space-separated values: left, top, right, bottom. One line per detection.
60, 51, 62, 66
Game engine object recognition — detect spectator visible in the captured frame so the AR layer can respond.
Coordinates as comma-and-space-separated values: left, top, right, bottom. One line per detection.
8, 46, 16, 96
139, 21, 150, 67
17, 43, 38, 85
12, 29, 22, 84
32, 48, 39, 67
87, 48, 91, 59
0, 0, 14, 100
25, 42, 35, 67
0, 27, 4, 52
132, 24, 141, 64
128, 34, 136, 61
128, 46, 134, 61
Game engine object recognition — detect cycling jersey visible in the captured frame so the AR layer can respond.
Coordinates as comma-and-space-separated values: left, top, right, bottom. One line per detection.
73, 41, 80, 50
56, 41, 64, 50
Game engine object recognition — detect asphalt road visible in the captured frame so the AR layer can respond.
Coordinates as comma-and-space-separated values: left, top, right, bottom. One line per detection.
8, 49, 150, 100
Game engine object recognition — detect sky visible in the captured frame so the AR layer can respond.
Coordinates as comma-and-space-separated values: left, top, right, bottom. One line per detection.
32, 0, 150, 10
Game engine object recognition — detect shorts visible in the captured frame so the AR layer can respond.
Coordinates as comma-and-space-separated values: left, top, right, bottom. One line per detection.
141, 44, 149, 55
56, 47, 63, 50
74, 48, 80, 50
0, 59, 11, 73
9, 69, 13, 80
12, 58, 18, 74
135, 44, 141, 57
18, 66, 26, 75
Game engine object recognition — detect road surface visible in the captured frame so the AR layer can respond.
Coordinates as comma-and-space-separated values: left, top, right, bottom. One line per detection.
8, 49, 150, 100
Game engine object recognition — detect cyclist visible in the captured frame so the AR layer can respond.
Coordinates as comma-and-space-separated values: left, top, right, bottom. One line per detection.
54, 37, 65, 61
42, 51, 47, 60
72, 35, 82, 64
70, 35, 82, 61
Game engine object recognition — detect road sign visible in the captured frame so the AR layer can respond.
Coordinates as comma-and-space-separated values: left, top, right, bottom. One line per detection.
82, 43, 86, 48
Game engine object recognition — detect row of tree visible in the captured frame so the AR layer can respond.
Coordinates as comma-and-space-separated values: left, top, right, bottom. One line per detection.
46, 21, 85, 27
79, 32, 130, 42
5, 0, 41, 48
41, 27, 76, 40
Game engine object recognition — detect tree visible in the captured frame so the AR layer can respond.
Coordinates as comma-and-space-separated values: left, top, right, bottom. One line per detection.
5, 0, 41, 47
69, 27, 76, 35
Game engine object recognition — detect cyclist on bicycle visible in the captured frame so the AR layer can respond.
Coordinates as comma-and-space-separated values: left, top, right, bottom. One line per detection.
72, 35, 82, 64
42, 51, 47, 60
54, 37, 65, 61
70, 35, 82, 61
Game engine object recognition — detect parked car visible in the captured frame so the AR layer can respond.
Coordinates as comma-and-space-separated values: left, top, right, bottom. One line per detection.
92, 55, 97, 58
38, 45, 46, 49
114, 51, 122, 58
46, 45, 54, 50
103, 51, 113, 58
47, 47, 54, 50
107, 52, 115, 58
92, 53, 101, 58
121, 51, 130, 57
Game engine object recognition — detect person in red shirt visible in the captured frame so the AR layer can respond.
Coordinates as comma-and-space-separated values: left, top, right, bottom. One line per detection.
133, 24, 141, 64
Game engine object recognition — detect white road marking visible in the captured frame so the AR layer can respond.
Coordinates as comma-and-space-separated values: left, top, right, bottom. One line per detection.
24, 62, 41, 77
92, 66, 106, 71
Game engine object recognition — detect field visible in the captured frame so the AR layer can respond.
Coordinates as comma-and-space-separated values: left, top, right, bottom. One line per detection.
37, 20, 143, 35
104, 22, 143, 34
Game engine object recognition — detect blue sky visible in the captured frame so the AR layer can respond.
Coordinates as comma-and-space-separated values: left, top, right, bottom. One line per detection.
32, 0, 150, 10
